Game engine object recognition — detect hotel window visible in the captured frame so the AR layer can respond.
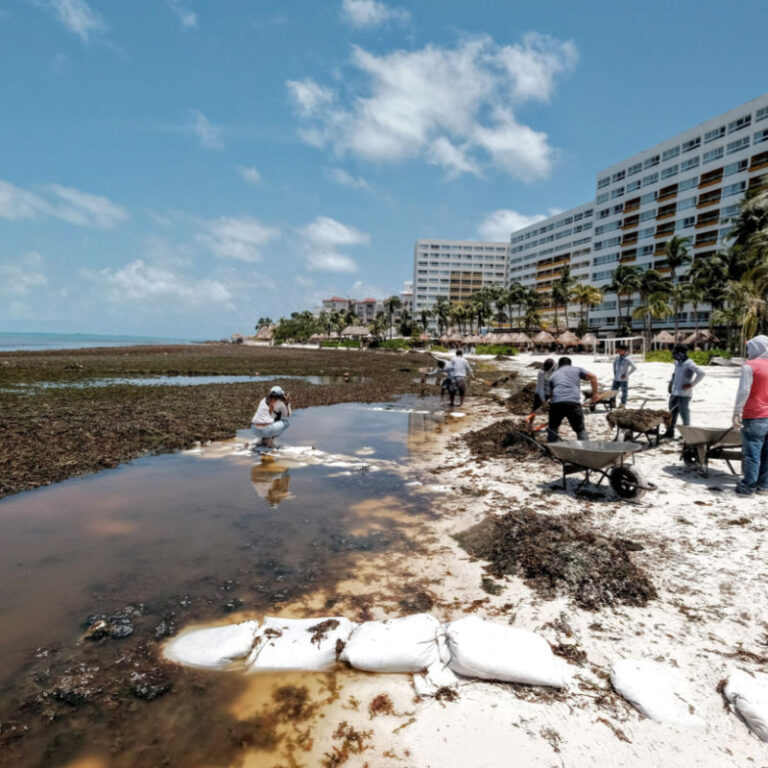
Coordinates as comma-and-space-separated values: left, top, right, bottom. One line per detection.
641, 191, 657, 204
612, 170, 626, 182
627, 162, 642, 176
704, 126, 725, 143
597, 192, 609, 203
611, 186, 624, 199
599, 207, 610, 219
661, 164, 678, 179
678, 197, 696, 210
626, 179, 641, 192
638, 227, 654, 238
682, 137, 701, 152
728, 114, 752, 133
639, 209, 655, 222
754, 129, 768, 145
681, 157, 700, 171
681, 216, 695, 228
679, 176, 698, 190
757, 107, 768, 122
613, 204, 624, 214
597, 176, 610, 189
702, 147, 724, 163
662, 146, 680, 161
640, 245, 654, 256
727, 137, 750, 154
724, 181, 746, 197
644, 155, 660, 168
642, 172, 658, 186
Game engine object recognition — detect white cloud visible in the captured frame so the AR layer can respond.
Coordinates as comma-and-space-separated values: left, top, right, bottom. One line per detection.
48, 0, 104, 41
299, 215, 368, 273
93, 259, 233, 308
477, 209, 549, 241
0, 178, 128, 229
168, 0, 197, 28
0, 251, 48, 297
325, 167, 371, 191
238, 166, 262, 185
340, 0, 409, 29
287, 33, 576, 180
191, 110, 223, 150
196, 216, 280, 262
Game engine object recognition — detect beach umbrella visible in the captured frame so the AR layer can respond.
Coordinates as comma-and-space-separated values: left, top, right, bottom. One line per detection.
557, 330, 581, 347
683, 329, 719, 346
532, 330, 555, 344
341, 325, 370, 338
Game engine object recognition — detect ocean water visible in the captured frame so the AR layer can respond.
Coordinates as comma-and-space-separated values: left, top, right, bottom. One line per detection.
0, 332, 195, 351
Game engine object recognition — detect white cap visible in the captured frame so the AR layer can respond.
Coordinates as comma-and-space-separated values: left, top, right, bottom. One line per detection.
269, 385, 285, 396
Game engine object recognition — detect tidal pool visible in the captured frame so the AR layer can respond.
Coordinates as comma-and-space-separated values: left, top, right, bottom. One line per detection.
0, 396, 454, 767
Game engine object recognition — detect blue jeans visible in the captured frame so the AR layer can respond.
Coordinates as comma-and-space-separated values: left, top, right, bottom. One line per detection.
737, 418, 768, 494
612, 380, 628, 405
666, 395, 691, 435
252, 419, 289, 442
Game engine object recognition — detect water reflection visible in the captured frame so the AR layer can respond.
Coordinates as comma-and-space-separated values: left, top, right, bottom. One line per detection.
250, 461, 292, 506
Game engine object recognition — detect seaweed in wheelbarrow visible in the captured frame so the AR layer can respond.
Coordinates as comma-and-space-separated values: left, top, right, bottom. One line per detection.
607, 408, 671, 434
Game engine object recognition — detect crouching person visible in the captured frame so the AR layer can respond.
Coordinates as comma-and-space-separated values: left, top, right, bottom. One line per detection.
547, 357, 598, 443
251, 385, 291, 448
733, 335, 768, 495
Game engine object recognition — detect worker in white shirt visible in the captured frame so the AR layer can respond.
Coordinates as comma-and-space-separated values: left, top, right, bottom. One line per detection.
444, 349, 474, 408
251, 385, 292, 448
611, 344, 637, 406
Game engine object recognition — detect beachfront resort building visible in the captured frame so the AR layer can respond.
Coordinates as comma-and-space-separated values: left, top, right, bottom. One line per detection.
414, 92, 768, 332
411, 239, 509, 321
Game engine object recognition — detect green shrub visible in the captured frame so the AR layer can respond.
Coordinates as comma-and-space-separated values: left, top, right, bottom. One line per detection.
430, 344, 449, 353
378, 338, 411, 351
320, 340, 361, 349
476, 344, 519, 355
645, 347, 732, 365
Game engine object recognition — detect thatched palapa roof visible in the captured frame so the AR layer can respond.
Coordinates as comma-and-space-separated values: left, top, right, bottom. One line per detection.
532, 330, 555, 343
341, 325, 370, 337
557, 331, 581, 346
683, 329, 719, 345
652, 330, 676, 344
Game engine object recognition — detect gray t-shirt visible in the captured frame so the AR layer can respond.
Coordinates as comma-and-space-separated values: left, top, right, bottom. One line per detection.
549, 365, 588, 404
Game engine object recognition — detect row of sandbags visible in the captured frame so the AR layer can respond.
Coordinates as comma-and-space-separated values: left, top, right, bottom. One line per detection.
163, 613, 768, 741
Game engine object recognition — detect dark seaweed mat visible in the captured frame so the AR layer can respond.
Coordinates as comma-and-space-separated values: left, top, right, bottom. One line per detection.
455, 509, 657, 610
463, 418, 542, 460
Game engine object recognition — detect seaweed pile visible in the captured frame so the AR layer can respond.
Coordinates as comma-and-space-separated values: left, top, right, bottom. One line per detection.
607, 408, 671, 433
464, 418, 543, 460
505, 382, 540, 415
455, 508, 657, 610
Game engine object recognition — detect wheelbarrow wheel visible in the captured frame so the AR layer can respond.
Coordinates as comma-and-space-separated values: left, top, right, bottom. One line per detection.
610, 465, 648, 500
682, 446, 699, 466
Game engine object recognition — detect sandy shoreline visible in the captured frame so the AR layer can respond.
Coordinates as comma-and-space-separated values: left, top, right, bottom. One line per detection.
214, 352, 767, 767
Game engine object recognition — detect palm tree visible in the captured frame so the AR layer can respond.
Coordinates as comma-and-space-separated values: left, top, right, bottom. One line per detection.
451, 302, 470, 335
634, 269, 668, 344
397, 308, 413, 337
668, 282, 690, 341
633, 291, 673, 342
255, 316, 272, 331
663, 236, 691, 285
434, 296, 451, 335
684, 279, 706, 338
608, 264, 642, 335
726, 186, 768, 269
550, 265, 576, 331
569, 283, 603, 333
505, 282, 526, 329
487, 284, 508, 328
383, 295, 402, 339
329, 309, 343, 337
419, 308, 432, 333
522, 287, 542, 333
369, 311, 388, 342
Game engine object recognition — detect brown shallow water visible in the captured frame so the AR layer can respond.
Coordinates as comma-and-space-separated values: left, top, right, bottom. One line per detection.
0, 396, 452, 767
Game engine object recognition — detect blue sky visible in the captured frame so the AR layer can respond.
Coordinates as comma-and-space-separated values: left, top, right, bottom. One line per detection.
1, 0, 767, 339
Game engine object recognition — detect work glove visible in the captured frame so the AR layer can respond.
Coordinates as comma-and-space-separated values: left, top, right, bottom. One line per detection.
732, 413, 742, 428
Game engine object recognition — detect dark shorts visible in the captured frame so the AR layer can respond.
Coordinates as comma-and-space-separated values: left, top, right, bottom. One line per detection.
454, 377, 467, 396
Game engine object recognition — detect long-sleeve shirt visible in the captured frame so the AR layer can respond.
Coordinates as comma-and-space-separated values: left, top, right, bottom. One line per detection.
447, 357, 473, 379
535, 370, 552, 401
252, 398, 291, 425
669, 358, 705, 397
612, 355, 637, 381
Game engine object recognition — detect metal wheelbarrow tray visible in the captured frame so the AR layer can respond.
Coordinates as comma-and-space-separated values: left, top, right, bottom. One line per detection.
607, 408, 670, 447
584, 389, 619, 413
678, 425, 742, 476
545, 439, 654, 500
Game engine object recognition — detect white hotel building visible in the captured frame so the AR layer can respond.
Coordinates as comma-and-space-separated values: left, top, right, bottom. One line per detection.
415, 93, 768, 332
508, 93, 768, 331
412, 239, 509, 319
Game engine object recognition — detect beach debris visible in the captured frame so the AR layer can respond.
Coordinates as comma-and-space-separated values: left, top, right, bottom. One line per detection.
490, 372, 519, 387
506, 382, 539, 414
247, 616, 354, 672
464, 419, 542, 460
610, 659, 705, 727
163, 620, 260, 669
340, 614, 446, 673
412, 663, 459, 699
607, 408, 671, 433
82, 604, 145, 641
454, 509, 657, 610
723, 669, 768, 741
446, 616, 568, 687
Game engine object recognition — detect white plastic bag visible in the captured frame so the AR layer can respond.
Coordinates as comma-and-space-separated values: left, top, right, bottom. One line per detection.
610, 659, 705, 727
340, 613, 444, 673
446, 616, 567, 687
724, 668, 768, 741
246, 616, 354, 672
163, 620, 259, 669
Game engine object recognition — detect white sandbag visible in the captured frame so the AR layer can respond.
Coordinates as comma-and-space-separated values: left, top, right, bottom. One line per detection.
413, 662, 459, 698
163, 620, 259, 669
724, 668, 768, 741
610, 659, 705, 727
445, 616, 567, 687
246, 616, 354, 672
340, 614, 443, 673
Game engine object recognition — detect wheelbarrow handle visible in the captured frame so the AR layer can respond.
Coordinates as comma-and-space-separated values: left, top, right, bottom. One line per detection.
512, 431, 553, 459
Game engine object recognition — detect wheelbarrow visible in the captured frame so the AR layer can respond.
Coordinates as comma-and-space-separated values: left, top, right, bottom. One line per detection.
518, 435, 654, 500
584, 389, 619, 413
607, 407, 671, 448
678, 425, 742, 476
